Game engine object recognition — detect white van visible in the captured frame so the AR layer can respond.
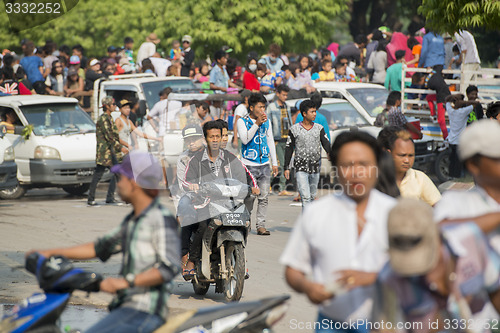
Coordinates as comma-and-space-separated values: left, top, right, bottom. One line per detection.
0, 125, 17, 190
0, 96, 97, 199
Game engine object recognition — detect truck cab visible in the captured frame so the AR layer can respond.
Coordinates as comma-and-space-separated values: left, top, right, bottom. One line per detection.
0, 96, 97, 199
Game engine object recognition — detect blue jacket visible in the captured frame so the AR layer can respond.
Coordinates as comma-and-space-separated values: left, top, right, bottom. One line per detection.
295, 112, 331, 141
419, 33, 445, 68
240, 116, 271, 164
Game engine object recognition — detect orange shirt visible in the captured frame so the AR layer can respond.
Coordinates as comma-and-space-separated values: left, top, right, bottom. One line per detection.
412, 45, 422, 68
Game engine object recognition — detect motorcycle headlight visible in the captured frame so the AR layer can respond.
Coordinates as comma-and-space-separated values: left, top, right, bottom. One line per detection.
34, 146, 61, 159
3, 146, 14, 161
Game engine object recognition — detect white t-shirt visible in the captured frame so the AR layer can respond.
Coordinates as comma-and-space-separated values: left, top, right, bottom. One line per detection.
446, 103, 474, 145
233, 103, 248, 127
149, 57, 171, 77
454, 30, 481, 64
137, 42, 156, 67
280, 190, 396, 321
434, 186, 500, 255
148, 99, 182, 135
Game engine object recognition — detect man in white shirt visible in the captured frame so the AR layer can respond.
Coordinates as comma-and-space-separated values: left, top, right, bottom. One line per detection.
147, 87, 182, 136
137, 33, 161, 70
281, 131, 396, 333
454, 29, 481, 84
434, 120, 500, 255
149, 53, 171, 77
237, 93, 278, 235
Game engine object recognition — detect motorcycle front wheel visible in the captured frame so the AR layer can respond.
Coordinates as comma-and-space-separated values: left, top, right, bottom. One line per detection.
224, 242, 245, 302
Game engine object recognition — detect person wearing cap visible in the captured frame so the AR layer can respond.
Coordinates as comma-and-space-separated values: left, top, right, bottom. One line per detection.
382, 127, 441, 206
64, 67, 84, 104
180, 35, 194, 77
281, 131, 397, 332
181, 121, 259, 270
209, 49, 242, 93
434, 119, 500, 256
174, 124, 205, 279
30, 151, 181, 333
374, 198, 500, 331
104, 46, 119, 65
115, 99, 160, 154
137, 33, 161, 70
85, 58, 105, 92
87, 96, 123, 206
69, 55, 85, 80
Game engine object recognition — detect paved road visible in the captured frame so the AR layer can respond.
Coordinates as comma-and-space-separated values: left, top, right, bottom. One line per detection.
0, 185, 318, 332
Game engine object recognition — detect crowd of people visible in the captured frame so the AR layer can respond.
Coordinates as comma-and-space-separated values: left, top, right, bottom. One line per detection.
11, 27, 500, 333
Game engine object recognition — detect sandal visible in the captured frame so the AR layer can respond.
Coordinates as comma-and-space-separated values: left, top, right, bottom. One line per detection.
182, 269, 195, 281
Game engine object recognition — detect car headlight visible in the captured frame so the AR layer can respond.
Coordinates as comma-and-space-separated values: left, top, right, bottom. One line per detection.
427, 141, 433, 151
3, 146, 14, 161
34, 146, 61, 159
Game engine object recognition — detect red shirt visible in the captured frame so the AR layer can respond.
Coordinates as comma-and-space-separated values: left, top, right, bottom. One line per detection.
242, 71, 260, 91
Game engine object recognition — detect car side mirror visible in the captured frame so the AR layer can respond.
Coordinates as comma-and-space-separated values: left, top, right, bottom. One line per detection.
14, 126, 25, 135
138, 100, 147, 119
0, 125, 6, 138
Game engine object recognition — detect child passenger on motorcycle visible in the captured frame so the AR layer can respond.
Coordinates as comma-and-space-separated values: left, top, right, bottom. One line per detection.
178, 120, 259, 280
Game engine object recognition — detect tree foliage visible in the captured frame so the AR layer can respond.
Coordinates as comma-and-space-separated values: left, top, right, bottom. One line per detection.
419, 0, 500, 33
0, 0, 347, 61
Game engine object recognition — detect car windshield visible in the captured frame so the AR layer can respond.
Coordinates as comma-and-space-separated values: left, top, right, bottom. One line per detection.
142, 80, 197, 109
20, 103, 95, 136
347, 88, 388, 117
318, 102, 369, 130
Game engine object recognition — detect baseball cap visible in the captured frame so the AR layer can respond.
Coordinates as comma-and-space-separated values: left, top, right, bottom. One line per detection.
388, 198, 440, 277
182, 125, 203, 139
69, 55, 80, 65
89, 58, 100, 67
118, 99, 133, 108
182, 35, 192, 43
459, 119, 500, 161
111, 151, 163, 189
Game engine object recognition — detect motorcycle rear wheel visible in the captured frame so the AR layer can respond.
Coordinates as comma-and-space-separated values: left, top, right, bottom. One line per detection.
224, 242, 245, 302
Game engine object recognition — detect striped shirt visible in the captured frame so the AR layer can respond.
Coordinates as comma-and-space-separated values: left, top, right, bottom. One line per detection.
94, 198, 181, 319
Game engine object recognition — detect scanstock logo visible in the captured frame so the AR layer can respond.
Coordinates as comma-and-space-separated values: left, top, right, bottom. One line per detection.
4, 0, 79, 31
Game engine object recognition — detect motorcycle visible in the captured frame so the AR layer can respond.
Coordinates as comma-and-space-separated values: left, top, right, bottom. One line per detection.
185, 179, 252, 302
0, 253, 289, 333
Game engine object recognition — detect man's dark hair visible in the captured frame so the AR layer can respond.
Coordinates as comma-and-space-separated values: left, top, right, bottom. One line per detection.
466, 85, 478, 95
124, 37, 134, 44
386, 91, 402, 107
330, 131, 382, 167
299, 99, 316, 116
248, 93, 267, 109
159, 87, 172, 97
377, 125, 405, 150
337, 55, 348, 62
276, 84, 290, 94
195, 100, 209, 110
407, 37, 420, 50
72, 44, 84, 55
214, 50, 226, 61
203, 120, 224, 137
269, 43, 281, 56
321, 49, 331, 58
486, 101, 500, 119
372, 29, 384, 41
59, 44, 70, 55
452, 44, 460, 53
395, 50, 406, 60
355, 34, 368, 46
310, 92, 322, 110
215, 119, 228, 130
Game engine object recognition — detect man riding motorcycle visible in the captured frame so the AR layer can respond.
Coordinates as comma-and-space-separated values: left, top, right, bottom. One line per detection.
178, 120, 259, 279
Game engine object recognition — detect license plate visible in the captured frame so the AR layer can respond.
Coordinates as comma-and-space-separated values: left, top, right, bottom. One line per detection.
77, 169, 94, 177
221, 213, 246, 226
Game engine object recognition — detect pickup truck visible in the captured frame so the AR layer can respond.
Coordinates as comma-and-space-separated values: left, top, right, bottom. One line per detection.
0, 125, 17, 191
0, 95, 97, 199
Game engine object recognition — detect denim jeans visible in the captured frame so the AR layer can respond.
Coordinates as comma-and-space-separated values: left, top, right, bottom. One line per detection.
85, 307, 164, 333
315, 313, 368, 333
88, 164, 117, 203
244, 164, 270, 229
296, 171, 320, 207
